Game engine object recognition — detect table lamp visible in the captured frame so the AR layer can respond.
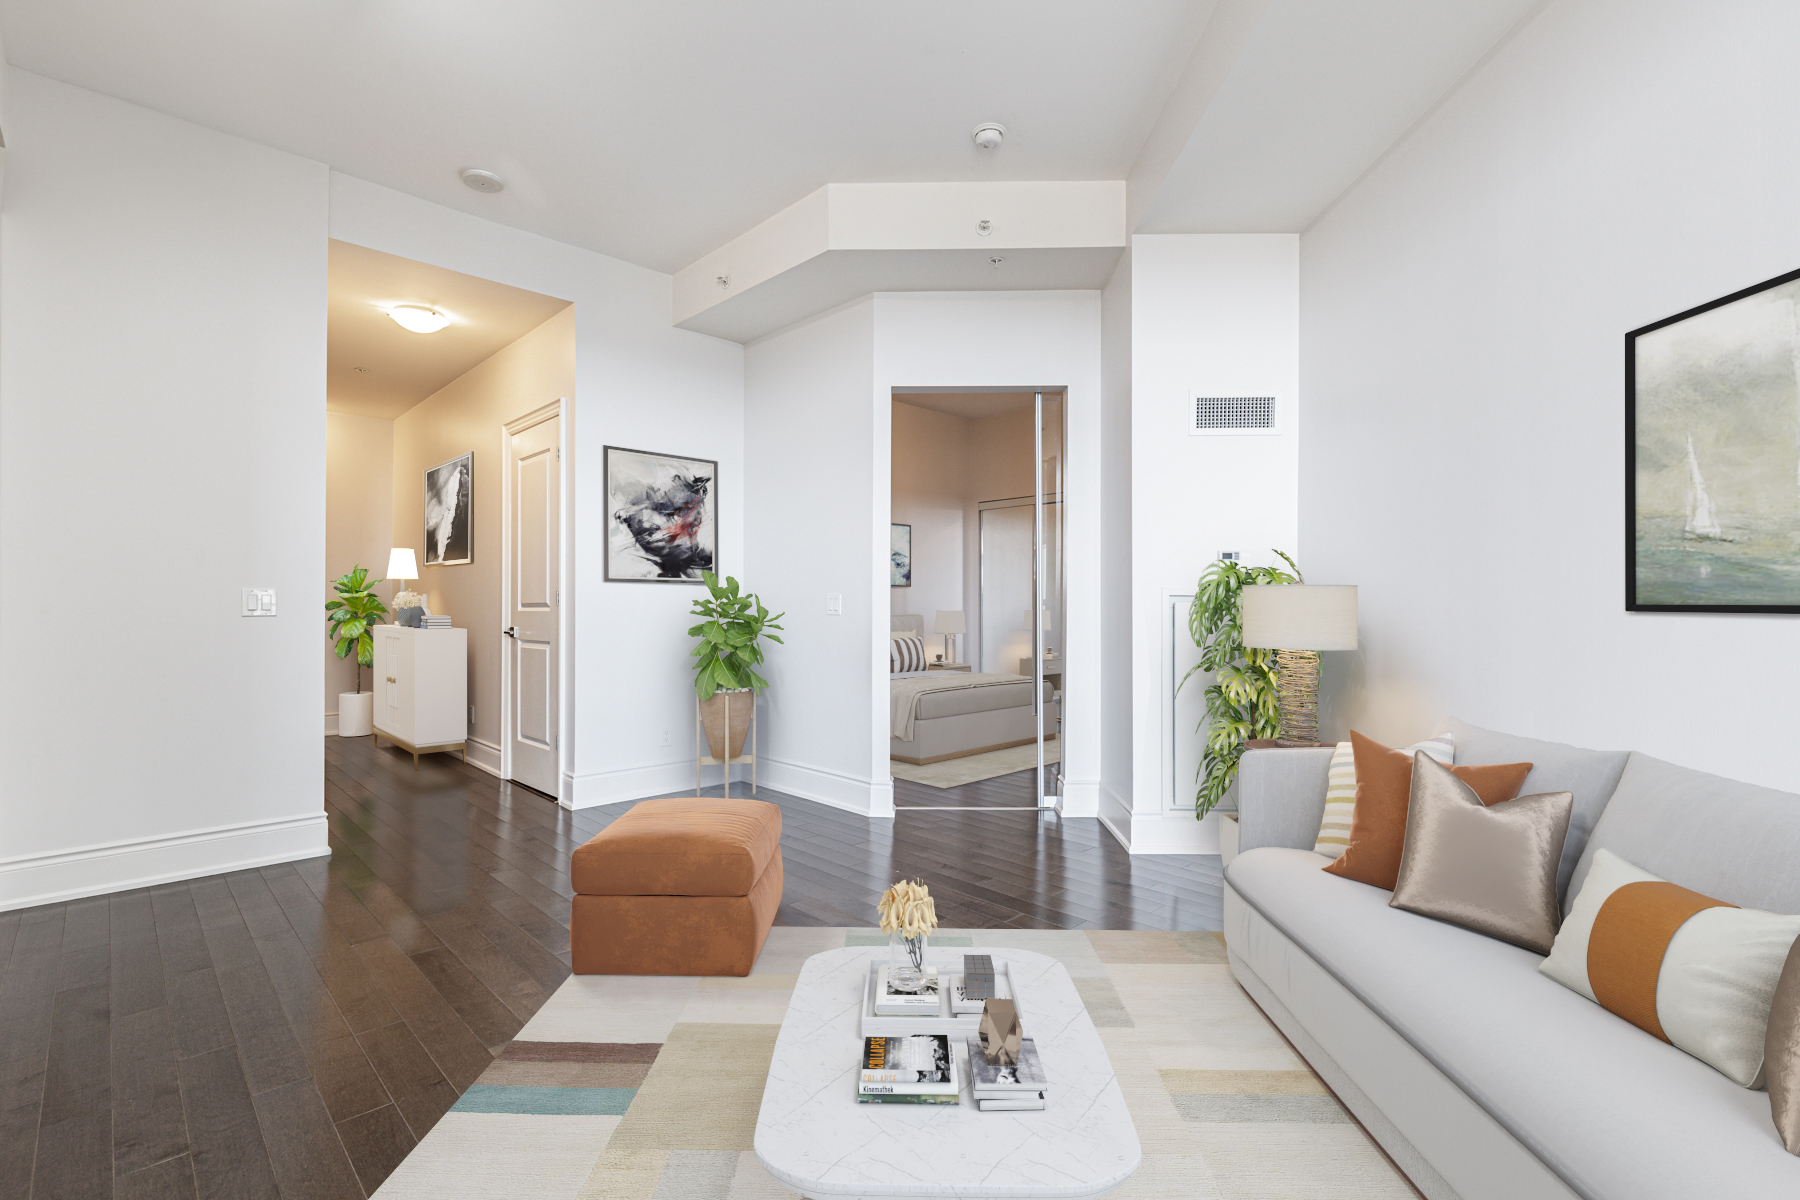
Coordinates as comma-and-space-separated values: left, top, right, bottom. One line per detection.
934, 610, 966, 664
388, 548, 421, 609
1239, 584, 1358, 746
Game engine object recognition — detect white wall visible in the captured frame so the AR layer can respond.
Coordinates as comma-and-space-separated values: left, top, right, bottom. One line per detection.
329, 174, 745, 808
0, 71, 331, 908
326, 411, 394, 722
1120, 235, 1300, 854
745, 300, 885, 813
1300, 0, 1800, 790
1100, 249, 1134, 840
874, 292, 1104, 816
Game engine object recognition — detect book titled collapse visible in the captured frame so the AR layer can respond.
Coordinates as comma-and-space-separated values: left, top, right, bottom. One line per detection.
861, 1034, 952, 1083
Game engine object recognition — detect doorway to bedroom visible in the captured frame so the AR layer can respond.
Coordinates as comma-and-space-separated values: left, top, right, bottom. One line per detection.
889, 389, 1064, 809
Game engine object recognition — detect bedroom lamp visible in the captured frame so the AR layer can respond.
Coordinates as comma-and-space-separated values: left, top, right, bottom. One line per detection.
934, 610, 966, 665
1240, 584, 1358, 747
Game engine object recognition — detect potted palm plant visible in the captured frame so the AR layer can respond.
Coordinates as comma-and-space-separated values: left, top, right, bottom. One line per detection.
688, 571, 784, 764
327, 565, 388, 737
1182, 551, 1301, 817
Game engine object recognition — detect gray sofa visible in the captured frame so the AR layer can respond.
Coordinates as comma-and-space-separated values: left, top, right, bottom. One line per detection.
1224, 718, 1800, 1200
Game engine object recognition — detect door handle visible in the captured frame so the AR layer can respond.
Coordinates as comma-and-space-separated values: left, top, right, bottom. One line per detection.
503, 626, 517, 639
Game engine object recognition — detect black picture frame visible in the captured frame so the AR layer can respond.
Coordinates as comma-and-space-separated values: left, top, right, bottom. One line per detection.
423, 452, 473, 567
1626, 264, 1800, 613
604, 445, 719, 584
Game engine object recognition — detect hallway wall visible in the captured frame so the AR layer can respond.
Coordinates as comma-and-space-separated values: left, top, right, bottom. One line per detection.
325, 411, 394, 721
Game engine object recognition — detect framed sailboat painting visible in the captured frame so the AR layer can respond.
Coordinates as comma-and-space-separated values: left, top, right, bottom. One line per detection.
1628, 265, 1800, 613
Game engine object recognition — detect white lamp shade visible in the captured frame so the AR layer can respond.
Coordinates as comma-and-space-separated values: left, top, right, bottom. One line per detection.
387, 548, 419, 580
1022, 606, 1053, 632
934, 610, 966, 635
1240, 584, 1358, 651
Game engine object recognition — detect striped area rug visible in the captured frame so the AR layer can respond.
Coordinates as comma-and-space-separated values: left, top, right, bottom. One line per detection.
372, 928, 1417, 1199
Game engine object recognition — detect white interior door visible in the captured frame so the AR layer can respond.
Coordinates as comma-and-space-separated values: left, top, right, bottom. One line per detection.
507, 416, 560, 795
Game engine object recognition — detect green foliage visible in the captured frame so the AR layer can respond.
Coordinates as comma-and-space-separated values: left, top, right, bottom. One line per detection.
325, 565, 388, 693
687, 572, 785, 701
1180, 551, 1302, 818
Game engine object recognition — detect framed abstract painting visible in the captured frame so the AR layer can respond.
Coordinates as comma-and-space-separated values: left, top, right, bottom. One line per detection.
891, 524, 912, 587
604, 446, 717, 582
1628, 266, 1800, 613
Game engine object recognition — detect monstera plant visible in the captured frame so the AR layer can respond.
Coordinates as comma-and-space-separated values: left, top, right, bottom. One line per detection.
1181, 551, 1302, 818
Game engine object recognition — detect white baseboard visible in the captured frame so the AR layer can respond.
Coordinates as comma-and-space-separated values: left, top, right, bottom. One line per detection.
1113, 808, 1220, 855
465, 736, 502, 779
1098, 782, 1133, 850
1058, 777, 1099, 818
0, 812, 330, 912
325, 711, 337, 735
561, 760, 698, 810
761, 757, 885, 816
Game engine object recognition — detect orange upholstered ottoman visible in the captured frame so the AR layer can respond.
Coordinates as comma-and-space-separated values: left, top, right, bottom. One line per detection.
569, 796, 783, 976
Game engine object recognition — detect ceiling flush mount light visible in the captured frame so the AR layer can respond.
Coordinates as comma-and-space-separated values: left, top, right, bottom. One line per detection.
460, 168, 505, 193
386, 304, 451, 334
972, 123, 1006, 150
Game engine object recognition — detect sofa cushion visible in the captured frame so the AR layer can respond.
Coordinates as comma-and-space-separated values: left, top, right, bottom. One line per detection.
1567, 752, 1800, 916
571, 797, 782, 897
1442, 718, 1630, 903
1227, 846, 1799, 1199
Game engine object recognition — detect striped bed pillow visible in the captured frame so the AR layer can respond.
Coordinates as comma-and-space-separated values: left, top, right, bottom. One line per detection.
890, 635, 926, 674
1313, 732, 1454, 858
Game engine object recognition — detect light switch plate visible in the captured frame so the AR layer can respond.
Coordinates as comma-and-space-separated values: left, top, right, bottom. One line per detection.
242, 588, 277, 616
825, 593, 842, 615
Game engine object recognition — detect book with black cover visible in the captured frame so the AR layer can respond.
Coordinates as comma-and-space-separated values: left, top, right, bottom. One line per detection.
965, 1035, 1049, 1094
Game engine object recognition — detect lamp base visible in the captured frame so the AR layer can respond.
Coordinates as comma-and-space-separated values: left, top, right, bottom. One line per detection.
1273, 649, 1322, 746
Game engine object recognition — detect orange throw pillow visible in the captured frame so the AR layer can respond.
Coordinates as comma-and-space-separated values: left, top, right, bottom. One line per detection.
1323, 730, 1533, 890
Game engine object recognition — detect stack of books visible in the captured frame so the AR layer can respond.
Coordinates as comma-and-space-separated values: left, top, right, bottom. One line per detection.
857, 1034, 960, 1105
420, 614, 452, 629
874, 967, 940, 1017
965, 1035, 1049, 1112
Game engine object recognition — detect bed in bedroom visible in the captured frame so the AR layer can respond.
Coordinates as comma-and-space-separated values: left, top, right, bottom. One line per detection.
888, 614, 1056, 765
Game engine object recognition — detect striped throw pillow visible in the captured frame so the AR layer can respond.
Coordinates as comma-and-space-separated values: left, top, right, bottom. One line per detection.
1313, 732, 1454, 859
890, 635, 926, 673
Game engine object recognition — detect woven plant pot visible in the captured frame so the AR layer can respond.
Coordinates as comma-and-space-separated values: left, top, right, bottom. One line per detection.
698, 689, 753, 760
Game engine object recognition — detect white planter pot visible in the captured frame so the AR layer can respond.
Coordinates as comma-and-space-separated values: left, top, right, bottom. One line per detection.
338, 692, 374, 737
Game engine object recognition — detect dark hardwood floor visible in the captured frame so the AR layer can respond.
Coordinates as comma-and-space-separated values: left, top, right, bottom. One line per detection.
892, 766, 1043, 808
0, 735, 1221, 1198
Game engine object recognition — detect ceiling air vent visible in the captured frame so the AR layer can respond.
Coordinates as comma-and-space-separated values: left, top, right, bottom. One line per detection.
1191, 394, 1276, 435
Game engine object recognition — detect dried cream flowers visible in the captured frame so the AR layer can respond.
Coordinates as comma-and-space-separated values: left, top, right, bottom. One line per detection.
878, 879, 938, 940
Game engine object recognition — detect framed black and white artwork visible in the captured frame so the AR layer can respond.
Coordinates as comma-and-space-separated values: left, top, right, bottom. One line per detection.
605, 446, 717, 582
1627, 265, 1800, 612
891, 523, 912, 587
424, 452, 473, 567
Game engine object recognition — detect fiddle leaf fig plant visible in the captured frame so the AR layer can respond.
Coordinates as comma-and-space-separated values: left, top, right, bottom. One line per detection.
326, 565, 388, 694
687, 571, 785, 701
1180, 550, 1302, 818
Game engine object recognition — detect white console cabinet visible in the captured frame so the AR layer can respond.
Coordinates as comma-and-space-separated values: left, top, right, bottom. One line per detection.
371, 626, 468, 769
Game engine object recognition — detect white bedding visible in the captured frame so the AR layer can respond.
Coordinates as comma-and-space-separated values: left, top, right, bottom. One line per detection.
889, 672, 1031, 742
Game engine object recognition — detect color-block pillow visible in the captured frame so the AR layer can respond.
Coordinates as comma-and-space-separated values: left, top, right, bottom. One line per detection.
890, 635, 926, 673
1313, 732, 1454, 858
1541, 848, 1800, 1087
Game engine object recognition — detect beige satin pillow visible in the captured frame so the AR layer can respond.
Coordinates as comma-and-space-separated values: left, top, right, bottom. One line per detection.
1390, 752, 1573, 955
1763, 933, 1800, 1152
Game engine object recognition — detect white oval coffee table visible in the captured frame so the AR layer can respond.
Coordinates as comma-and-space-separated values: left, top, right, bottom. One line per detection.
754, 946, 1140, 1200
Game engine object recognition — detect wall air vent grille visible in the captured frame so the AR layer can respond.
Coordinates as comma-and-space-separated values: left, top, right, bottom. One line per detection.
1191, 394, 1276, 435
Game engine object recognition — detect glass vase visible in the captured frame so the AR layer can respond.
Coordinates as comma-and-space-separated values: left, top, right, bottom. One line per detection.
888, 930, 929, 991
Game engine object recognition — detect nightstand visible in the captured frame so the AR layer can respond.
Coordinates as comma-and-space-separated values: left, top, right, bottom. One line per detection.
927, 661, 972, 672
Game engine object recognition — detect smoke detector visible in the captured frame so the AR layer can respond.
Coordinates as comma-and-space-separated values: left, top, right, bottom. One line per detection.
460, 168, 505, 193
972, 123, 1006, 151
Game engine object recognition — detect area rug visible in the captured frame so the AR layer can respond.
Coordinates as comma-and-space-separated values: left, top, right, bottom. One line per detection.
889, 740, 1061, 788
372, 928, 1418, 1199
